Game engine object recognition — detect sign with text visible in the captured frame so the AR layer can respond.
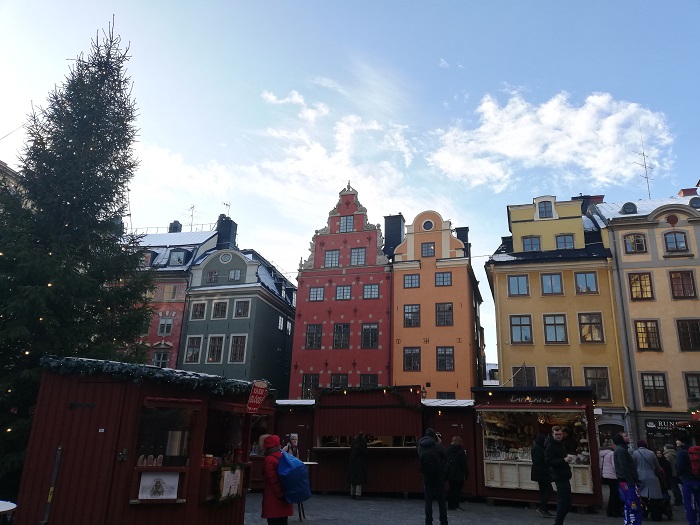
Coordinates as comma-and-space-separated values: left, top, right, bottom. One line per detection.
246, 380, 269, 413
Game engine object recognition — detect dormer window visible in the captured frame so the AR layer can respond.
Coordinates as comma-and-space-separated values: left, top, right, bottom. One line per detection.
624, 234, 647, 254
664, 232, 688, 252
142, 252, 153, 267
169, 250, 186, 266
538, 201, 553, 218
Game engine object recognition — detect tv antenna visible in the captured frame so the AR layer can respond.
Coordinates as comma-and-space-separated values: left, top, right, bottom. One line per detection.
188, 205, 195, 231
633, 122, 654, 199
222, 201, 230, 216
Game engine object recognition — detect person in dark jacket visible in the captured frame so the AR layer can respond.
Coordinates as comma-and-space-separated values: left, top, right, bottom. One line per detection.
417, 428, 448, 525
613, 432, 642, 525
348, 432, 368, 500
675, 434, 700, 525
445, 436, 468, 511
545, 426, 574, 525
531, 434, 554, 518
261, 434, 294, 525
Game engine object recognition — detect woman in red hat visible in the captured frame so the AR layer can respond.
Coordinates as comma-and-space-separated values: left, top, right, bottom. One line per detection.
261, 434, 294, 524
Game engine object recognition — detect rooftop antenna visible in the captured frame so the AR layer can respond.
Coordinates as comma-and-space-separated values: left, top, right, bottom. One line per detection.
188, 205, 195, 232
633, 122, 653, 199
222, 201, 230, 216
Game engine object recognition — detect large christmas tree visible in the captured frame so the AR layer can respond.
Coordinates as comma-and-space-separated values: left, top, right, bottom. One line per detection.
0, 22, 153, 499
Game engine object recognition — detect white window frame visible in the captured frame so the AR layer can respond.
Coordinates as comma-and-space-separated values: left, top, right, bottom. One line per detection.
206, 334, 225, 364
184, 336, 203, 364
228, 334, 248, 363
157, 317, 174, 336
233, 299, 251, 318
190, 302, 207, 321
212, 300, 229, 319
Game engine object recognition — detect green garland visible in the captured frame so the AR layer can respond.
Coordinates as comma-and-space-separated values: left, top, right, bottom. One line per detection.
316, 385, 423, 412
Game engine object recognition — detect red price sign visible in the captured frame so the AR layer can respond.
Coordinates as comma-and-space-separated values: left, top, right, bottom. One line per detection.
246, 380, 269, 413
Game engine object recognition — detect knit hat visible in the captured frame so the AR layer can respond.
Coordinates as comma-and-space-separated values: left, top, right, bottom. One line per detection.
612, 433, 626, 446
425, 428, 437, 439
637, 440, 648, 448
263, 434, 281, 450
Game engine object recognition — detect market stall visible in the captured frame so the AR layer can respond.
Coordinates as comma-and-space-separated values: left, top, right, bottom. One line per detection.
471, 387, 602, 508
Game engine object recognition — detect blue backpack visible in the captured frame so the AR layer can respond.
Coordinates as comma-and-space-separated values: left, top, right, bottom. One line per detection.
277, 451, 311, 503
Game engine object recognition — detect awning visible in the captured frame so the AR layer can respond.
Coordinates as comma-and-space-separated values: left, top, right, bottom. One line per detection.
476, 404, 587, 412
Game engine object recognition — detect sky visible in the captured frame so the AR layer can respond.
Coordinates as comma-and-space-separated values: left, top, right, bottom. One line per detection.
1, 1, 698, 362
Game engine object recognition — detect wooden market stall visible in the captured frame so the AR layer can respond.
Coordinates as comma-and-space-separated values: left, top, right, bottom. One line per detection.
15, 357, 274, 525
471, 386, 602, 509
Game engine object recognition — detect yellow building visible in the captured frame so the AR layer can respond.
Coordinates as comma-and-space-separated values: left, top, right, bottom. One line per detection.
589, 189, 700, 447
391, 210, 484, 399
486, 195, 627, 440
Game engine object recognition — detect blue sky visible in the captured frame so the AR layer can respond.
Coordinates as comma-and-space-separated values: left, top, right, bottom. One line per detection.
1, 1, 698, 362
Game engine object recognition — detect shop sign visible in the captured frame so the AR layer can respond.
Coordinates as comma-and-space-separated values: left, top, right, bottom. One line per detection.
246, 380, 269, 413
509, 394, 554, 404
644, 419, 678, 437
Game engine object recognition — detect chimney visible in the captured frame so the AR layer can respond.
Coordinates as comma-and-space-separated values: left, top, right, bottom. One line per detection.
679, 188, 698, 197
454, 226, 471, 258
216, 215, 237, 249
168, 220, 182, 233
383, 213, 405, 259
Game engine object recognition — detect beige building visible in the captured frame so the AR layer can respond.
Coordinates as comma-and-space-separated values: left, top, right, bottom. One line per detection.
486, 195, 627, 441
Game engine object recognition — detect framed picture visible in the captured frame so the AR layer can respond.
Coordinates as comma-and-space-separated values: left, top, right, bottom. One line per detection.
219, 467, 242, 500
138, 471, 179, 500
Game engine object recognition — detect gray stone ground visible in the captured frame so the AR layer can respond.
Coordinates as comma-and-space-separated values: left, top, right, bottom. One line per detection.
244, 491, 619, 525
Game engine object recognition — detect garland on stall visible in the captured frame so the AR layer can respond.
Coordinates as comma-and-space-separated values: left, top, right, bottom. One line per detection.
40, 356, 258, 396
315, 385, 424, 413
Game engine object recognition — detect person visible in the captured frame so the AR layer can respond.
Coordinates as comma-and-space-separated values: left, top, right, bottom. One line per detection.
418, 428, 448, 525
663, 443, 683, 506
545, 426, 574, 525
613, 432, 642, 525
561, 427, 577, 455
283, 434, 300, 458
531, 434, 554, 518
600, 439, 623, 517
445, 436, 468, 511
655, 449, 673, 520
348, 432, 368, 500
675, 434, 700, 525
632, 440, 663, 521
261, 434, 294, 525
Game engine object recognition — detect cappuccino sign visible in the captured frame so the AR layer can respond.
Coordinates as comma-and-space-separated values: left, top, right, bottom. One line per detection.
246, 380, 269, 413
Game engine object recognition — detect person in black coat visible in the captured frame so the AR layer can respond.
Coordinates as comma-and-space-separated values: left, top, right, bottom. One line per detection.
445, 436, 468, 511
613, 432, 642, 525
348, 432, 367, 499
531, 434, 554, 518
545, 426, 574, 525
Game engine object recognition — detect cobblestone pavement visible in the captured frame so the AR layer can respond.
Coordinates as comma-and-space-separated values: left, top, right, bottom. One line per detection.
244, 492, 616, 525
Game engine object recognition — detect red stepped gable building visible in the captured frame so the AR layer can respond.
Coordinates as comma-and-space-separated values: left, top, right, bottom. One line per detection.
290, 183, 392, 398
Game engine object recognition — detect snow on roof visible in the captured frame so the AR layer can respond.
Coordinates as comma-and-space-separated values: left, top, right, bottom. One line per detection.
140, 231, 217, 247
276, 399, 316, 406
422, 399, 474, 408
582, 215, 596, 232
594, 195, 699, 221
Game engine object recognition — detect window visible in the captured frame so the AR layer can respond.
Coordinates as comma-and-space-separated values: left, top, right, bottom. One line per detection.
507, 275, 529, 296
686, 374, 700, 400
287, 321, 292, 335
544, 314, 568, 343
556, 234, 574, 249
575, 272, 598, 293
363, 284, 379, 299
333, 324, 350, 348
629, 273, 654, 300
510, 315, 532, 343
579, 313, 604, 342
229, 335, 246, 363
437, 392, 456, 400
157, 317, 173, 336
169, 251, 185, 265
435, 272, 452, 287
212, 301, 228, 319
278, 316, 284, 330
152, 351, 169, 368
184, 336, 202, 363
678, 320, 700, 351
635, 320, 661, 351
330, 374, 348, 389
336, 285, 351, 300
436, 347, 454, 371
584, 367, 611, 402
191, 302, 206, 320
350, 248, 366, 266
547, 367, 572, 387
361, 323, 378, 349
360, 374, 378, 388
206, 271, 219, 283
339, 215, 354, 233
404, 305, 420, 327
538, 201, 553, 218
324, 250, 340, 267
541, 273, 563, 295
670, 271, 696, 299
512, 366, 536, 387
664, 231, 688, 252
404, 274, 420, 288
234, 300, 250, 317
421, 242, 435, 257
624, 234, 647, 253
641, 373, 669, 406
228, 269, 241, 281
302, 374, 319, 399
163, 285, 177, 300
206, 336, 224, 363
403, 347, 421, 371
523, 236, 541, 252
309, 287, 324, 301
436, 303, 454, 326
305, 324, 322, 349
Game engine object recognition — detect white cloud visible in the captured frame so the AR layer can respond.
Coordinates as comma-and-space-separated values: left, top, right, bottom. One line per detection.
439, 58, 450, 69
311, 76, 349, 97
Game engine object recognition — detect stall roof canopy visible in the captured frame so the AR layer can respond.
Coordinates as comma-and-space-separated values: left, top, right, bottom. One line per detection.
476, 404, 587, 412
422, 399, 474, 408
41, 356, 261, 396
277, 400, 315, 406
